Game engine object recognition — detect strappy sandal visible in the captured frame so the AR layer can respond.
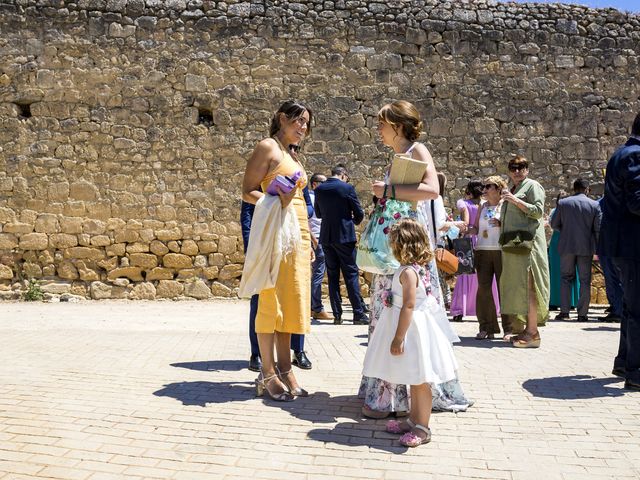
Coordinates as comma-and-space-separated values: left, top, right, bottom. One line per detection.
255, 373, 294, 402
386, 418, 415, 434
512, 331, 541, 348
399, 424, 431, 447
276, 368, 309, 397
475, 331, 488, 340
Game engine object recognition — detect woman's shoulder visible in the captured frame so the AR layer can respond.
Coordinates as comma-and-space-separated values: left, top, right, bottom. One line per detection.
409, 142, 432, 161
255, 137, 279, 152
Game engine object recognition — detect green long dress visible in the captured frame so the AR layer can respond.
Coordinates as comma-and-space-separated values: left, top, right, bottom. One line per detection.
500, 178, 550, 330
548, 214, 580, 309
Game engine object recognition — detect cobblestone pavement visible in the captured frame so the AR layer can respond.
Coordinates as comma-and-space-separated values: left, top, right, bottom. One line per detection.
0, 300, 639, 480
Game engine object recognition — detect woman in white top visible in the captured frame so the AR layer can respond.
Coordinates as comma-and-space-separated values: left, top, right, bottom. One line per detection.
467, 175, 511, 340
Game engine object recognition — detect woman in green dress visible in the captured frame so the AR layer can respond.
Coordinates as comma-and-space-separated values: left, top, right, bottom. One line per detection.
498, 155, 550, 348
548, 203, 580, 310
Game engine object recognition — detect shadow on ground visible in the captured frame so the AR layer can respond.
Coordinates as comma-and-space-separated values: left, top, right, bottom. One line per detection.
153, 380, 255, 406
522, 375, 625, 399
456, 336, 512, 348
170, 360, 247, 371
582, 326, 619, 332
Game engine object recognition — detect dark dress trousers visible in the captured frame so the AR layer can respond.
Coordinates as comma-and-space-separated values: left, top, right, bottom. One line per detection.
313, 178, 366, 318
598, 136, 640, 384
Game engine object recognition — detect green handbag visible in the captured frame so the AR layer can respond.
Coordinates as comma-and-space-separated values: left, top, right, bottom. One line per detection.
499, 203, 535, 254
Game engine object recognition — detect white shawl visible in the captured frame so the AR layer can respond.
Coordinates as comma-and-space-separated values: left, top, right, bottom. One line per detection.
238, 194, 301, 298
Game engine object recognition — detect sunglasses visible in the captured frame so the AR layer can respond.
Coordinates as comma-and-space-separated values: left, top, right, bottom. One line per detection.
482, 184, 497, 190
508, 165, 527, 172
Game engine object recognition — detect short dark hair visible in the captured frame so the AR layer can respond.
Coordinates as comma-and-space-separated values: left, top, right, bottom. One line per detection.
310, 173, 325, 184
466, 180, 484, 199
508, 155, 529, 170
573, 178, 589, 192
632, 112, 640, 136
331, 164, 348, 177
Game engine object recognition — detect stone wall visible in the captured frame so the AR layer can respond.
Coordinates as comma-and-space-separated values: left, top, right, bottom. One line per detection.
0, 0, 638, 300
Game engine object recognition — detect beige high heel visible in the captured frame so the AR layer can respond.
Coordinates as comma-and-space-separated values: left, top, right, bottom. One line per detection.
255, 373, 294, 402
276, 368, 309, 397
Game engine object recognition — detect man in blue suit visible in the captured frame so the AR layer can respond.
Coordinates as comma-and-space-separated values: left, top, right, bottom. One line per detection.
313, 165, 369, 325
598, 112, 640, 391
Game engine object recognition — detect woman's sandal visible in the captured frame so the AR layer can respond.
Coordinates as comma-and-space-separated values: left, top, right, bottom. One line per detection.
386, 418, 415, 434
276, 368, 309, 397
475, 331, 488, 340
399, 424, 432, 447
255, 373, 295, 402
512, 331, 541, 348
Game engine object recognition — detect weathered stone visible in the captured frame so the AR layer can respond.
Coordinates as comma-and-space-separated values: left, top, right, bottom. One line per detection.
126, 242, 150, 253
83, 219, 106, 235
211, 281, 232, 297
90, 281, 112, 300
97, 257, 118, 271
40, 281, 71, 294
217, 236, 237, 255
184, 279, 211, 299
114, 230, 139, 243
156, 228, 182, 241
107, 267, 144, 281
0, 234, 18, 249
77, 262, 100, 281
163, 253, 192, 269
129, 253, 158, 268
130, 282, 156, 300
181, 239, 199, 256
90, 235, 111, 247
57, 260, 79, 280
156, 280, 183, 298
49, 233, 78, 249
59, 217, 83, 234
146, 267, 174, 281
64, 247, 105, 260
150, 240, 169, 256
202, 266, 219, 280
106, 243, 126, 256
35, 214, 60, 233
4, 223, 34, 234
218, 264, 243, 281
0, 265, 14, 279
19, 233, 49, 250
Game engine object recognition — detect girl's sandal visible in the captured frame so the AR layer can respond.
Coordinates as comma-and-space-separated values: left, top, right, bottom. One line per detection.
386, 418, 415, 434
399, 424, 432, 447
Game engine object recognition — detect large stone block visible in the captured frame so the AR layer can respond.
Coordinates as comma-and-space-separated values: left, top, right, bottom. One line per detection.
4, 223, 34, 234
184, 279, 211, 299
130, 282, 156, 300
163, 253, 193, 269
0, 234, 18, 249
64, 247, 106, 260
35, 214, 60, 233
0, 265, 14, 279
19, 233, 49, 250
217, 236, 237, 255
156, 280, 184, 299
107, 267, 144, 282
129, 253, 158, 268
146, 267, 174, 281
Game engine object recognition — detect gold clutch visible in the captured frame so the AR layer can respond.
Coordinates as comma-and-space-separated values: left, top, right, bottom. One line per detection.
389, 153, 427, 185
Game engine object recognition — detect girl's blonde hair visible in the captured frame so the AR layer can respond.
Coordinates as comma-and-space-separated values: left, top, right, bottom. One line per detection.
389, 219, 434, 266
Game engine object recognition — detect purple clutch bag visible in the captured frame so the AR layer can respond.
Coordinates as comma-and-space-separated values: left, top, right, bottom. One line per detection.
266, 171, 302, 196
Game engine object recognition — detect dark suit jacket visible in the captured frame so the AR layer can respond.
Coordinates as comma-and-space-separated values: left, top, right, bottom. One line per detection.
313, 177, 364, 244
550, 193, 601, 256
598, 136, 640, 259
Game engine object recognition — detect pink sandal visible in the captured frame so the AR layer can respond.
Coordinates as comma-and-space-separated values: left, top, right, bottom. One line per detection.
385, 418, 414, 434
399, 424, 431, 447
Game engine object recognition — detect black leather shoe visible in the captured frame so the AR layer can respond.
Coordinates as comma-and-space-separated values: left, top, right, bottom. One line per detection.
353, 313, 370, 325
577, 315, 590, 322
292, 351, 312, 370
554, 313, 570, 321
624, 379, 640, 391
334, 314, 343, 325
248, 354, 262, 372
362, 304, 370, 314
602, 313, 621, 323
612, 367, 626, 378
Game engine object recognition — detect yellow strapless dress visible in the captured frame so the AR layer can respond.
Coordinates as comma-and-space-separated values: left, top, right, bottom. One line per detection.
256, 149, 311, 334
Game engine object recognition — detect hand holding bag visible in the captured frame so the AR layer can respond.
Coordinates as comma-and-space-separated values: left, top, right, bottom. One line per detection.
452, 236, 475, 274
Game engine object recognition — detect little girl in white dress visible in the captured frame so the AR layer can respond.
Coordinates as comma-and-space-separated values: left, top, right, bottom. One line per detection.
363, 219, 461, 447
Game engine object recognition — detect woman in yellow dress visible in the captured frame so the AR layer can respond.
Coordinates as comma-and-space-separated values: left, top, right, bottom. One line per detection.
241, 100, 313, 401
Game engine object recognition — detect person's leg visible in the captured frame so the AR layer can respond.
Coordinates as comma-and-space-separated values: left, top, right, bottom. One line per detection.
334, 242, 366, 319
493, 251, 511, 335
310, 244, 326, 313
256, 332, 289, 397
601, 255, 624, 318
475, 250, 498, 335
400, 383, 432, 445
290, 334, 304, 352
613, 258, 640, 386
559, 253, 576, 317
249, 294, 260, 355
575, 255, 593, 318
276, 331, 307, 394
323, 243, 342, 320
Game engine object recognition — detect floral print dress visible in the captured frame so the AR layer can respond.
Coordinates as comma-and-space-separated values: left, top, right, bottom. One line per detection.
358, 201, 474, 413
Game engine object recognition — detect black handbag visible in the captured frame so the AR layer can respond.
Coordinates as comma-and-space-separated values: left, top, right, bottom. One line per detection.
452, 236, 475, 274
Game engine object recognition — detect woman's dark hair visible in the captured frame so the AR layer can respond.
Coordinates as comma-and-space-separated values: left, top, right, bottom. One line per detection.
466, 180, 483, 199
508, 154, 529, 170
632, 111, 640, 136
269, 100, 313, 137
437, 172, 447, 196
377, 100, 423, 142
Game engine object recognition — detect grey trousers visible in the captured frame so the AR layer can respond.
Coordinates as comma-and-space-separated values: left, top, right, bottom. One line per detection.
560, 254, 592, 317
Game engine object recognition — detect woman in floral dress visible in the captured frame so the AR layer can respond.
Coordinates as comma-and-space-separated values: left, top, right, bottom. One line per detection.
358, 100, 473, 417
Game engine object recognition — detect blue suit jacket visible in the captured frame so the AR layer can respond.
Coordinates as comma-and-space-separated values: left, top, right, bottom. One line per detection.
550, 193, 601, 256
598, 136, 640, 259
313, 177, 364, 244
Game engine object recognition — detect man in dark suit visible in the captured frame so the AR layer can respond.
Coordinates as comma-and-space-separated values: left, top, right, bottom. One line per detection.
313, 165, 369, 325
598, 112, 640, 391
550, 178, 601, 322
